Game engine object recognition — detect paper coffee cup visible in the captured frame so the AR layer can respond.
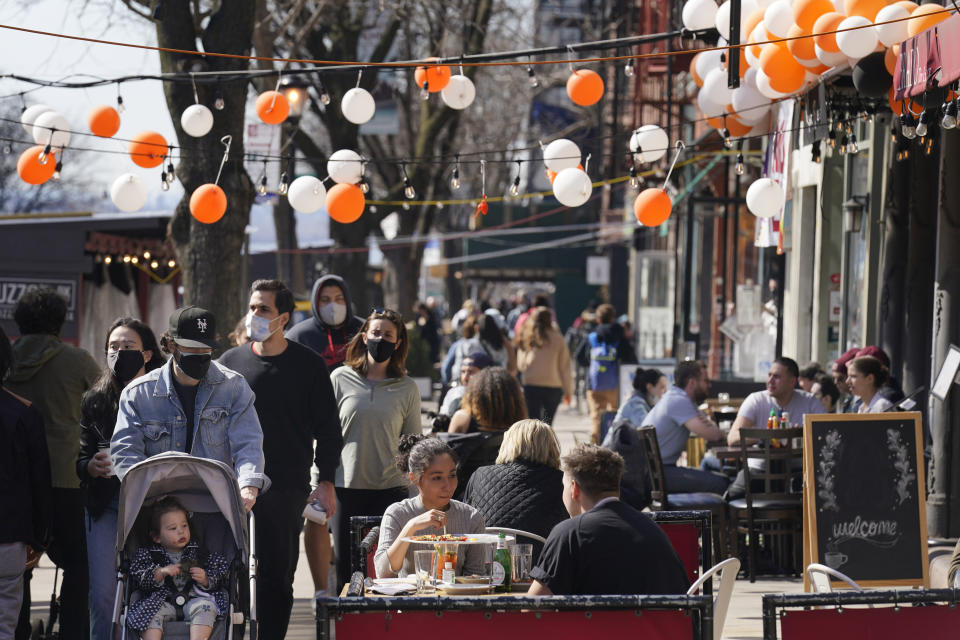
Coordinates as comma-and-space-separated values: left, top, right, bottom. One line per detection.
98, 444, 115, 477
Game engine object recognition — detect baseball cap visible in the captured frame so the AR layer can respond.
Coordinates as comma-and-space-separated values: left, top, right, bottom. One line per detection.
168, 306, 220, 349
464, 351, 495, 369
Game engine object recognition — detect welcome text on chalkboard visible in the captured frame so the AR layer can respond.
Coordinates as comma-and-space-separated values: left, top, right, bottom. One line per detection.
802, 411, 928, 588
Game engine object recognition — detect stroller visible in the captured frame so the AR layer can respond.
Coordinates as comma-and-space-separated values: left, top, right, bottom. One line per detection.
111, 452, 259, 640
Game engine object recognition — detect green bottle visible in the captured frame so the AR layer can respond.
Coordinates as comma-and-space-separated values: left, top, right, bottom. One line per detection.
493, 533, 512, 592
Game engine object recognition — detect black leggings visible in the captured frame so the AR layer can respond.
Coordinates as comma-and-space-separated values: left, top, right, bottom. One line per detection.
330, 486, 409, 589
523, 385, 564, 425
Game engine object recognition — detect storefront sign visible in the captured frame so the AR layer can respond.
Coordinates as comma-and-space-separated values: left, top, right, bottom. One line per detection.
585, 255, 610, 285
938, 15, 960, 86
894, 19, 943, 99
0, 275, 80, 340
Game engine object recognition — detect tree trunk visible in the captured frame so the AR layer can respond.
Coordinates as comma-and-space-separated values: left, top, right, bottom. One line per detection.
155, 2, 256, 339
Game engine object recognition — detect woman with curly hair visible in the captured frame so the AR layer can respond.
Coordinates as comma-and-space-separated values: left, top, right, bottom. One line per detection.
446, 367, 527, 494
516, 306, 573, 425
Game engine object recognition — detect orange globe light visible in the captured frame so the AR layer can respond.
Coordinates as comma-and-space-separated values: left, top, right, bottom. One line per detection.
634, 188, 673, 226
690, 53, 704, 86
884, 46, 898, 75
88, 105, 121, 138
908, 4, 949, 38
787, 24, 818, 64
255, 91, 290, 125
17, 145, 56, 184
414, 58, 452, 92
326, 183, 365, 224
844, 0, 887, 21
794, 0, 834, 31
813, 12, 845, 53
189, 184, 227, 224
129, 131, 167, 168
759, 43, 806, 94
566, 69, 605, 106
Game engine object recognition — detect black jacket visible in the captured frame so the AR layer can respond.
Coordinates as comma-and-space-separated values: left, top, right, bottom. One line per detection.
76, 388, 121, 519
0, 388, 51, 548
285, 274, 365, 370
462, 460, 569, 558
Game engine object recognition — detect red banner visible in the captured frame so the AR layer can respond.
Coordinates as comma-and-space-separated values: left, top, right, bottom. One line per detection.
780, 604, 960, 639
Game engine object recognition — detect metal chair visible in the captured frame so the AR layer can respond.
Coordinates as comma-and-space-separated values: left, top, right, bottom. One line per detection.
805, 563, 863, 593
729, 427, 803, 582
637, 426, 728, 559
687, 557, 741, 640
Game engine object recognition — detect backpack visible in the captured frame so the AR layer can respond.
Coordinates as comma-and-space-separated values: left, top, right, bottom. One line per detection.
601, 419, 652, 510
587, 332, 619, 391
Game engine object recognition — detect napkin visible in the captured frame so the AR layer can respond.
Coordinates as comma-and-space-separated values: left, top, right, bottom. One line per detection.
367, 582, 417, 596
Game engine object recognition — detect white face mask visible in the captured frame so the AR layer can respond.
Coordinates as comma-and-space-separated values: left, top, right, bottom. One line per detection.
245, 312, 280, 343
319, 302, 347, 326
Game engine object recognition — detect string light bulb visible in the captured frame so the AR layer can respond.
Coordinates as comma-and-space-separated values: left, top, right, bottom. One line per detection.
150, 260, 159, 269
161, 173, 170, 191
278, 171, 289, 196
38, 143, 51, 165
116, 91, 125, 113
526, 66, 540, 88
941, 99, 958, 130
916, 109, 931, 137
52, 161, 62, 181
839, 134, 848, 154
811, 140, 822, 163
131, 256, 139, 264
722, 128, 732, 149
849, 133, 859, 154
509, 161, 522, 197
318, 80, 331, 106
402, 164, 415, 199
104, 255, 112, 265
258, 174, 267, 196
420, 81, 430, 100
214, 80, 225, 110
168, 259, 176, 268
143, 251, 151, 260
624, 61, 635, 77
165, 158, 175, 184
827, 129, 836, 148
901, 113, 917, 139
735, 152, 744, 175
359, 176, 370, 194
450, 157, 461, 190
629, 164, 639, 188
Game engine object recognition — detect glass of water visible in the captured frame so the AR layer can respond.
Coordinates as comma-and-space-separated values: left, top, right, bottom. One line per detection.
414, 550, 437, 594
510, 544, 533, 582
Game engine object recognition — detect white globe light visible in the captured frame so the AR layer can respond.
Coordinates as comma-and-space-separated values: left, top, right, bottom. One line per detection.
715, 1, 732, 39
287, 175, 327, 213
732, 84, 771, 123
327, 149, 363, 184
755, 70, 788, 99
180, 104, 214, 137
110, 173, 148, 213
552, 168, 593, 207
746, 177, 784, 218
696, 49, 725, 86
702, 67, 734, 108
875, 4, 911, 47
543, 139, 581, 172
815, 44, 848, 67
341, 87, 376, 124
836, 16, 878, 60
697, 89, 727, 118
629, 124, 670, 163
21, 104, 52, 136
682, 0, 719, 31
32, 111, 71, 151
763, 0, 796, 38
440, 75, 476, 110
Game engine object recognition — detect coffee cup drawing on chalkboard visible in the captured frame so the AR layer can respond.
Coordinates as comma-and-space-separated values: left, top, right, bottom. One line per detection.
824, 551, 849, 569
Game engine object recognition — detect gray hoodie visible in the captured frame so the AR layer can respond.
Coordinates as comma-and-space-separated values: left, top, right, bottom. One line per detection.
285, 274, 365, 369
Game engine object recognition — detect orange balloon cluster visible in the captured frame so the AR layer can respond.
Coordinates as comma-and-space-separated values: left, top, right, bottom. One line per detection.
190, 184, 227, 224
17, 146, 57, 184
414, 59, 452, 92
567, 69, 605, 106
326, 183, 365, 224
255, 91, 290, 125
88, 105, 121, 138
634, 188, 673, 227
844, 0, 887, 20
129, 131, 168, 168
793, 0, 833, 31
908, 3, 949, 37
813, 12, 844, 52
759, 43, 806, 94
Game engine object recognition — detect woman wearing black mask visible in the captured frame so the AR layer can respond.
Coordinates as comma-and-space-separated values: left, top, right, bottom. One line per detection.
328, 308, 421, 587
77, 317, 163, 640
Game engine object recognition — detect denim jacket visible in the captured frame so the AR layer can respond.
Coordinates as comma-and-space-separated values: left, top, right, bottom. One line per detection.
110, 360, 269, 490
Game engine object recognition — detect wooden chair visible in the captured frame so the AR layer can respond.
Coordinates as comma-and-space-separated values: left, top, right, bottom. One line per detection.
637, 426, 728, 560
729, 427, 803, 582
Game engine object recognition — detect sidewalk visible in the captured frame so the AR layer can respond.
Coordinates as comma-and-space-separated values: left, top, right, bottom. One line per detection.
24, 398, 802, 639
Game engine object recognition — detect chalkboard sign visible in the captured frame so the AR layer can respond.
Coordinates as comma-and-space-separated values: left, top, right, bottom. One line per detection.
802, 412, 928, 588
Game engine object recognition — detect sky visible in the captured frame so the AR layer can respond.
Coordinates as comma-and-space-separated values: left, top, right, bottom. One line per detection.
0, 0, 329, 251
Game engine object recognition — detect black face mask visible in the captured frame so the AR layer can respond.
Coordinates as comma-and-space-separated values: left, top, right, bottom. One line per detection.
108, 349, 145, 384
366, 338, 397, 363
174, 351, 212, 381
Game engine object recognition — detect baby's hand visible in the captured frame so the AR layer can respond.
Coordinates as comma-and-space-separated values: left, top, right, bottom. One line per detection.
189, 566, 209, 588
153, 563, 180, 583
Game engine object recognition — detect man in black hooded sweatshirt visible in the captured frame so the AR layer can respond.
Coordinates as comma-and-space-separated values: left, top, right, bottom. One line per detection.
285, 274, 364, 599
575, 303, 637, 444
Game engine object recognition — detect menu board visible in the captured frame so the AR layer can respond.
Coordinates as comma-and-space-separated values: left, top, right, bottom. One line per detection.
802, 412, 928, 588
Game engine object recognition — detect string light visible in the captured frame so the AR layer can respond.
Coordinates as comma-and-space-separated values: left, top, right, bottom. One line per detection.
318, 80, 331, 106
916, 109, 931, 137
38, 142, 51, 165
257, 160, 268, 195
143, 251, 151, 259
900, 113, 917, 140
450, 155, 461, 190
168, 259, 176, 268
811, 140, 821, 163
624, 60, 635, 77
420, 81, 430, 100
402, 164, 416, 199
165, 153, 175, 184
53, 160, 62, 180
941, 99, 958, 130
104, 255, 113, 264
509, 160, 521, 197
116, 82, 125, 113
214, 80, 225, 110
131, 256, 139, 264
849, 133, 859, 154
839, 134, 848, 155
359, 162, 370, 194
526, 66, 540, 88
735, 152, 744, 175
278, 171, 289, 195
722, 128, 732, 149
402, 202, 411, 210
629, 164, 639, 188
150, 260, 159, 269
827, 129, 836, 149
160, 170, 170, 191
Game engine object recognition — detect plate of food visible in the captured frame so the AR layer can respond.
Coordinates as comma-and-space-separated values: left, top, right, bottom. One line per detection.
455, 574, 492, 585
400, 533, 514, 545
436, 581, 494, 595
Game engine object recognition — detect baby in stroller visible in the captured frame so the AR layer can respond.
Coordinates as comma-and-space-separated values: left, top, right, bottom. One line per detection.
126, 497, 230, 640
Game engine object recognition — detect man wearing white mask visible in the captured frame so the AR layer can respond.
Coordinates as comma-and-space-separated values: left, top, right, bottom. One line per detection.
284, 274, 364, 600
219, 279, 342, 640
